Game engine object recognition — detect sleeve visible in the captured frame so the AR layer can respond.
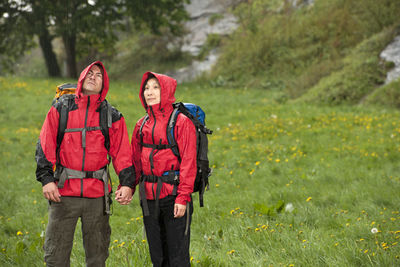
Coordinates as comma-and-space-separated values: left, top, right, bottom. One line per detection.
35, 107, 59, 186
131, 119, 144, 188
174, 115, 197, 205
109, 114, 136, 189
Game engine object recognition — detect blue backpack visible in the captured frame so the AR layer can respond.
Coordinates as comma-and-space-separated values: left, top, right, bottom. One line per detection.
139, 102, 212, 208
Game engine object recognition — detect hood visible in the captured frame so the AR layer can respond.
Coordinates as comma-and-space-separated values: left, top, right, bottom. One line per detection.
139, 71, 177, 111
76, 61, 109, 102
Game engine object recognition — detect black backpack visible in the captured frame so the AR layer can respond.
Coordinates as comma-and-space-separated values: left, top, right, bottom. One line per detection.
140, 102, 213, 207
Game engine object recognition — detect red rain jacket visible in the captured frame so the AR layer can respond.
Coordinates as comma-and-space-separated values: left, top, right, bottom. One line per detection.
131, 72, 197, 205
35, 61, 135, 197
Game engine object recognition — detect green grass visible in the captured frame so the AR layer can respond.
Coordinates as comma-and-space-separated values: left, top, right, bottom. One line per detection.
0, 77, 399, 266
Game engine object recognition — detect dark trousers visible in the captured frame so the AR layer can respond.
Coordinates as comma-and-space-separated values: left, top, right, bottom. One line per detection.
44, 196, 111, 267
143, 196, 193, 267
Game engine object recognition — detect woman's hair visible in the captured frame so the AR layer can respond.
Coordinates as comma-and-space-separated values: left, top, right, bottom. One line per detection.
144, 73, 157, 87
142, 73, 158, 103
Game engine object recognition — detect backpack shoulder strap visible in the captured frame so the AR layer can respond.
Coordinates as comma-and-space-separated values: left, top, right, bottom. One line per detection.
55, 95, 76, 162
99, 100, 112, 152
139, 115, 149, 147
166, 104, 182, 159
56, 95, 76, 150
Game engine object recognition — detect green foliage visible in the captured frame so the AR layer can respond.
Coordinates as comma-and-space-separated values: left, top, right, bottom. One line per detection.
0, 0, 188, 77
208, 13, 224, 26
210, 0, 400, 105
104, 30, 192, 81
297, 28, 396, 104
253, 200, 285, 217
364, 78, 400, 108
196, 34, 223, 61
1, 77, 400, 266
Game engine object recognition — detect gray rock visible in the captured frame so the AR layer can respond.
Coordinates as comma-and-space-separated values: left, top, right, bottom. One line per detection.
380, 35, 400, 84
169, 0, 239, 82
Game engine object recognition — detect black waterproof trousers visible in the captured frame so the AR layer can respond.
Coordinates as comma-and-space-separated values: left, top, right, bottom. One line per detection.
143, 196, 193, 267
44, 196, 111, 267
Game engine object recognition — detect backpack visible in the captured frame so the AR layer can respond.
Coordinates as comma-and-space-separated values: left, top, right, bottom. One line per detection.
52, 83, 112, 154
140, 102, 213, 207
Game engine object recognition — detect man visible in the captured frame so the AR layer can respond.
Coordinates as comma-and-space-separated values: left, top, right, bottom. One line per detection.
35, 61, 135, 267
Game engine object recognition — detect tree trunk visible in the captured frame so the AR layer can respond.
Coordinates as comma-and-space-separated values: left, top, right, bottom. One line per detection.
38, 29, 61, 77
63, 34, 77, 78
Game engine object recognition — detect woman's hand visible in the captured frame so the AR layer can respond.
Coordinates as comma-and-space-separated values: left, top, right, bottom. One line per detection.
174, 203, 186, 218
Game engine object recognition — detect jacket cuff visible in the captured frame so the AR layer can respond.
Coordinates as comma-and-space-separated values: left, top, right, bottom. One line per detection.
117, 184, 136, 195
175, 194, 191, 205
118, 166, 136, 188
40, 176, 56, 187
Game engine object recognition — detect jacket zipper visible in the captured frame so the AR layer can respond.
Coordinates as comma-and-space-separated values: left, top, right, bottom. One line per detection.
81, 96, 90, 197
149, 106, 156, 199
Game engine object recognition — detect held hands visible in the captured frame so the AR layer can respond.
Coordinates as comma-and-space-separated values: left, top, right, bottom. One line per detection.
43, 182, 61, 202
115, 186, 133, 205
174, 203, 186, 218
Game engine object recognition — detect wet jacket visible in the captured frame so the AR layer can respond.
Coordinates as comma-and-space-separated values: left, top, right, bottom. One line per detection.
35, 61, 135, 198
131, 72, 197, 205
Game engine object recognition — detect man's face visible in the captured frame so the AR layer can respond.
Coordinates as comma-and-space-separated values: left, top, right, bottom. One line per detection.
82, 65, 103, 95
144, 78, 161, 106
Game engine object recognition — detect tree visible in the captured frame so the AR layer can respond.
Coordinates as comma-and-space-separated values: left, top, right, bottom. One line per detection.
0, 0, 189, 78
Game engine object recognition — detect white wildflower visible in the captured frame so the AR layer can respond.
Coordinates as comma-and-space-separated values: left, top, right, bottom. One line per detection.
285, 203, 294, 213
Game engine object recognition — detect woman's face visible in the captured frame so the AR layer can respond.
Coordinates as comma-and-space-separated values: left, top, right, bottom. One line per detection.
143, 78, 161, 106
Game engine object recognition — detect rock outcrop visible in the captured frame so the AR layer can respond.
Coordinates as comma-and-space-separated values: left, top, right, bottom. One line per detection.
170, 0, 239, 82
380, 35, 400, 84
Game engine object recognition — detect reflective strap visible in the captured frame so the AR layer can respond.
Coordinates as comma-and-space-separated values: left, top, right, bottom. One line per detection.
102, 169, 111, 215
57, 167, 69, 188
55, 167, 106, 187
64, 128, 84, 132
55, 166, 111, 214
64, 126, 102, 149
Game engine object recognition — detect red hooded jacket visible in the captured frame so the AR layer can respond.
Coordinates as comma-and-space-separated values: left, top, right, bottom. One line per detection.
35, 61, 135, 198
131, 72, 197, 205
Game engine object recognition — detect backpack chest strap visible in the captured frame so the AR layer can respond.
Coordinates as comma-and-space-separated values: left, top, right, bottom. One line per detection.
141, 142, 176, 150
64, 126, 102, 148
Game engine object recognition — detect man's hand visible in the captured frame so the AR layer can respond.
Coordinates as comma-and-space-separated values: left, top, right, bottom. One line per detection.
43, 182, 61, 202
174, 203, 186, 218
115, 186, 133, 205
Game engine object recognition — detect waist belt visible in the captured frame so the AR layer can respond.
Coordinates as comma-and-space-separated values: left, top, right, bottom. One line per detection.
54, 166, 112, 215
139, 171, 179, 217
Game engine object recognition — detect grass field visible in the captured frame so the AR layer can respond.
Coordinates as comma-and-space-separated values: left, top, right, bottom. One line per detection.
0, 77, 399, 266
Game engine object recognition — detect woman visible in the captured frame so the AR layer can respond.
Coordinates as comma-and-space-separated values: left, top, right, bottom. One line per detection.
131, 72, 197, 266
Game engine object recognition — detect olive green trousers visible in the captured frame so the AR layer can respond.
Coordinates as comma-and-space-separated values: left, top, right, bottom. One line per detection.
44, 196, 111, 267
